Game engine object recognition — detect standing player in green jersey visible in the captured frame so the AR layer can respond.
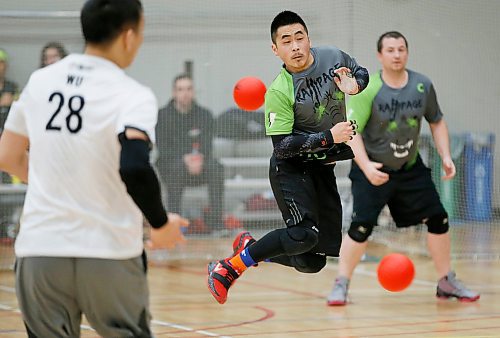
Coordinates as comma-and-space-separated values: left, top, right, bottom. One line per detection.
327, 31, 479, 306
207, 10, 369, 304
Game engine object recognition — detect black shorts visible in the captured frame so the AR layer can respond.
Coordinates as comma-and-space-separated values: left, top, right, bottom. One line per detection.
350, 155, 446, 227
269, 155, 342, 256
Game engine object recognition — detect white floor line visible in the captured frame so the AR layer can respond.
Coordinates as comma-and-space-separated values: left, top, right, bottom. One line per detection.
0, 302, 96, 332
0, 285, 16, 293
0, 285, 231, 338
0, 303, 14, 311
79, 324, 95, 331
152, 319, 232, 338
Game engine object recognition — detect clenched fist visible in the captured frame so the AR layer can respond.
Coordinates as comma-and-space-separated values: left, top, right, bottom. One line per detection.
330, 120, 357, 143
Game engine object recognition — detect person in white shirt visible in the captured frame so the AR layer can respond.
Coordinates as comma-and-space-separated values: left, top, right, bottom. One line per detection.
0, 0, 188, 336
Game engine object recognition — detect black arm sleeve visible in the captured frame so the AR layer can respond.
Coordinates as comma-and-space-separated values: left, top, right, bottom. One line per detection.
119, 134, 168, 228
340, 50, 370, 93
271, 130, 334, 160
354, 66, 369, 93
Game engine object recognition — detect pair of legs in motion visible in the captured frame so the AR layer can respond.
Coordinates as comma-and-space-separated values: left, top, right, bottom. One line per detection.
327, 223, 480, 305
207, 156, 342, 304
327, 159, 480, 305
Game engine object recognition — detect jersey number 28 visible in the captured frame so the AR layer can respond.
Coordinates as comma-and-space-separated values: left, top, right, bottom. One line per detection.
46, 92, 85, 133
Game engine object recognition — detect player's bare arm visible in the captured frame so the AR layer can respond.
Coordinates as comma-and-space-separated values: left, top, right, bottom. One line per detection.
349, 133, 389, 186
0, 130, 29, 182
429, 118, 455, 180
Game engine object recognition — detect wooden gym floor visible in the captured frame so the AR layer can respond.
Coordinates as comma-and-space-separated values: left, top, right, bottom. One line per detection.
0, 240, 499, 338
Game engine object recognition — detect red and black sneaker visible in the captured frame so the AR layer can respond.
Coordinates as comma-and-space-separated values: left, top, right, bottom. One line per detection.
207, 259, 241, 304
232, 231, 256, 257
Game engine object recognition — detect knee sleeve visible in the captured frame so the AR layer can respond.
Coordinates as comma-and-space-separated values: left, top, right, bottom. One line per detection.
292, 253, 327, 273
279, 225, 319, 256
425, 213, 449, 234
348, 223, 374, 243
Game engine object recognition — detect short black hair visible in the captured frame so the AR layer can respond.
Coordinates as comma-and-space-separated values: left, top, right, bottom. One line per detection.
377, 31, 408, 53
81, 0, 143, 45
172, 74, 192, 88
271, 10, 308, 44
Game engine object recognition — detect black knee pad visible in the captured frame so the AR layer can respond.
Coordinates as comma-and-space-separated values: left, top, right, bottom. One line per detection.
279, 225, 319, 256
425, 213, 449, 234
292, 253, 327, 273
347, 222, 374, 243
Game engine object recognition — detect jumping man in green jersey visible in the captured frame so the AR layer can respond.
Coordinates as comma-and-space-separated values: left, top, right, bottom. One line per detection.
207, 10, 369, 305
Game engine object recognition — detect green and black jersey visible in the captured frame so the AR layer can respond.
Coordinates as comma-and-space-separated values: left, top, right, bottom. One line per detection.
265, 46, 368, 163
348, 70, 442, 170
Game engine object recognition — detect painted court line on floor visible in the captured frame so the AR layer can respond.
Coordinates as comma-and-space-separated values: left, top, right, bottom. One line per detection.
0, 285, 232, 338
152, 319, 232, 338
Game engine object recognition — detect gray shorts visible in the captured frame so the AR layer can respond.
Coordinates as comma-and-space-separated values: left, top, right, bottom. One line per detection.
15, 253, 152, 338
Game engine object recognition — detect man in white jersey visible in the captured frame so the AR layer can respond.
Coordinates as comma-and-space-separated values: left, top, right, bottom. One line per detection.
0, 0, 188, 336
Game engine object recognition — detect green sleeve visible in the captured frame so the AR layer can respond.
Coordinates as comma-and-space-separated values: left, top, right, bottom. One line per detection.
347, 72, 383, 133
265, 88, 294, 135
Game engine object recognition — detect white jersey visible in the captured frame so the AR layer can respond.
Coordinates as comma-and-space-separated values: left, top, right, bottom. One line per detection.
5, 54, 158, 259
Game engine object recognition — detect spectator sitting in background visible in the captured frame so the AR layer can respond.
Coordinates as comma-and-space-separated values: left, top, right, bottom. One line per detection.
156, 74, 226, 235
40, 41, 68, 68
0, 49, 18, 183
0, 48, 20, 184
0, 48, 19, 126
215, 107, 266, 140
